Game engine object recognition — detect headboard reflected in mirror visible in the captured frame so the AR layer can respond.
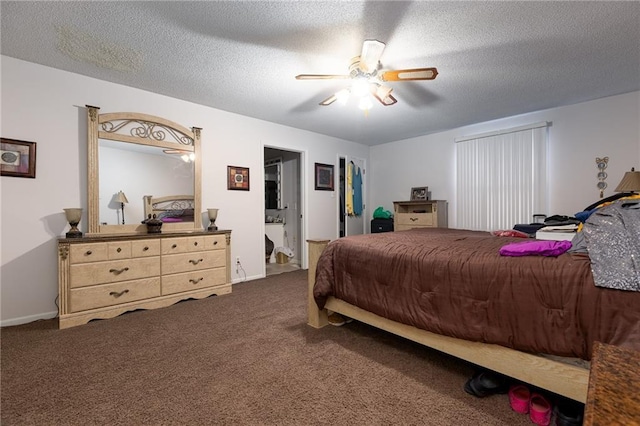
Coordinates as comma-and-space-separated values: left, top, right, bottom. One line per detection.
86, 105, 202, 235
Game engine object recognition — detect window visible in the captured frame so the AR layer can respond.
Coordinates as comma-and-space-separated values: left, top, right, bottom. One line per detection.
455, 122, 549, 231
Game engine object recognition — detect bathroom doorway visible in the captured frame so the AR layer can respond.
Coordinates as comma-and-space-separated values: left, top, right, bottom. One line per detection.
264, 147, 303, 276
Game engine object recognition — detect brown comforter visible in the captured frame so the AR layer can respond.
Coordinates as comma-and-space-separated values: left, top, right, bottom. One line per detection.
314, 228, 640, 360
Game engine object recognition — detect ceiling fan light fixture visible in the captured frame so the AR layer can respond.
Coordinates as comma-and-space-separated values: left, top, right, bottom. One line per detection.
358, 96, 373, 111
335, 89, 350, 105
351, 78, 370, 97
296, 39, 438, 109
181, 153, 195, 163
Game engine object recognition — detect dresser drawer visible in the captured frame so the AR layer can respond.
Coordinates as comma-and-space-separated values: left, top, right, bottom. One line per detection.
69, 257, 161, 288
70, 277, 161, 312
161, 236, 207, 254
396, 212, 434, 227
107, 241, 131, 260
132, 239, 160, 257
162, 268, 226, 295
203, 234, 226, 250
70, 243, 108, 264
162, 250, 225, 275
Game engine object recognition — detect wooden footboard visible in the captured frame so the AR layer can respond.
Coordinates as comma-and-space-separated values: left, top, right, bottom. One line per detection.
307, 239, 589, 403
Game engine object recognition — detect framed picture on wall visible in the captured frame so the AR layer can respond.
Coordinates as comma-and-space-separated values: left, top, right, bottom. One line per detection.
314, 163, 334, 191
1, 138, 37, 178
227, 166, 250, 191
410, 186, 428, 201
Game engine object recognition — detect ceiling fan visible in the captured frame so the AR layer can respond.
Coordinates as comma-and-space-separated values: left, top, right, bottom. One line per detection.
295, 39, 438, 109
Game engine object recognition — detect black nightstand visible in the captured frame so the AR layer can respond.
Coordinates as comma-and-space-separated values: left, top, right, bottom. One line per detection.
371, 218, 394, 233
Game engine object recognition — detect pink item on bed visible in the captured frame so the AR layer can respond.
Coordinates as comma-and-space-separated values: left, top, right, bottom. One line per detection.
499, 240, 572, 257
161, 217, 183, 223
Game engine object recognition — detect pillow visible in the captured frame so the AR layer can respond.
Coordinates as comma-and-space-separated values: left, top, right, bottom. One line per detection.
499, 240, 572, 257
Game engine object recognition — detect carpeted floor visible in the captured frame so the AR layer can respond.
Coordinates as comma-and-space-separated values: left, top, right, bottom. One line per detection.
2, 270, 535, 425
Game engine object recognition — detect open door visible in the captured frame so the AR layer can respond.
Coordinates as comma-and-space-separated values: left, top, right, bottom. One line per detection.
339, 156, 366, 236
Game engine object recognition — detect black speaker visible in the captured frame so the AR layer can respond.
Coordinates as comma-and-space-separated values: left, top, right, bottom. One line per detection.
371, 218, 394, 233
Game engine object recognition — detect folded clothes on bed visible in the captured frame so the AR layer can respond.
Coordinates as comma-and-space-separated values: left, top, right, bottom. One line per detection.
499, 240, 572, 257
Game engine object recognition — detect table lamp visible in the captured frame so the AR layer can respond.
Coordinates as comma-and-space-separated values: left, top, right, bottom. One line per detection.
64, 208, 83, 238
207, 208, 219, 231
113, 191, 129, 224
615, 168, 640, 194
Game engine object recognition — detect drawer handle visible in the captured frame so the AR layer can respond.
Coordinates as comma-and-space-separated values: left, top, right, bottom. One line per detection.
85, 250, 92, 256
109, 289, 129, 298
213, 241, 218, 245
189, 258, 204, 265
109, 267, 130, 275
117, 247, 122, 253
172, 244, 177, 249
189, 277, 204, 284
193, 242, 198, 246
410, 217, 418, 222
143, 246, 149, 251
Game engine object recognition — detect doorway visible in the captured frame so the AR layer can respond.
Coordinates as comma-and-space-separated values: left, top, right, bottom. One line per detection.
338, 155, 366, 237
264, 147, 303, 276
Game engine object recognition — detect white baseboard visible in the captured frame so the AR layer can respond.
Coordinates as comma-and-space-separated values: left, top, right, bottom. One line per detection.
1, 311, 57, 328
232, 273, 263, 284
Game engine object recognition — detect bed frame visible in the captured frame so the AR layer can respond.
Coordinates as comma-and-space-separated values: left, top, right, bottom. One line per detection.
307, 239, 590, 403
143, 194, 196, 230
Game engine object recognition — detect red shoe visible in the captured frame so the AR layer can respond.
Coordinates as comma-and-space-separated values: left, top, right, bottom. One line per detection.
529, 393, 552, 425
508, 384, 531, 414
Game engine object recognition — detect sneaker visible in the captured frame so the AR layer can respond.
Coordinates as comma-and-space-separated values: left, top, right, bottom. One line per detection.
328, 313, 352, 326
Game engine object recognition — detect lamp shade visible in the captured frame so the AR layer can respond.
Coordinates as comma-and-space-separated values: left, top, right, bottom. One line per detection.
114, 191, 129, 204
615, 168, 640, 192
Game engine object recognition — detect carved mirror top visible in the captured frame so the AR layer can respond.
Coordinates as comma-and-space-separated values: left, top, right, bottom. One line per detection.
87, 105, 202, 235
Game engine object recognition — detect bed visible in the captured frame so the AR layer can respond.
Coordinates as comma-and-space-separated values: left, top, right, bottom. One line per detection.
307, 227, 640, 403
143, 194, 196, 223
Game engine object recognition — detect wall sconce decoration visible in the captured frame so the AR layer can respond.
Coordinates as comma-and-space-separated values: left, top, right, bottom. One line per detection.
596, 157, 609, 198
207, 208, 219, 231
615, 167, 640, 194
113, 190, 129, 224
64, 208, 83, 238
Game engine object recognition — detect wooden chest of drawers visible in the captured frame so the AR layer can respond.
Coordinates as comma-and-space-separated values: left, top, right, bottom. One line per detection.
393, 200, 448, 231
58, 231, 231, 329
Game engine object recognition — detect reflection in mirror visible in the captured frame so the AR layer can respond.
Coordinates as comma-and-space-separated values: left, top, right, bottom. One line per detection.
265, 158, 282, 210
86, 106, 202, 235
98, 140, 194, 225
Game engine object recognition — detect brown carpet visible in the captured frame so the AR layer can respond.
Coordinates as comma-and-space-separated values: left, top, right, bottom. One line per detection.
1, 270, 534, 425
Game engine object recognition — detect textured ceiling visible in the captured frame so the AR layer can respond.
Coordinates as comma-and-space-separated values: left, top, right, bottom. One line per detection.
2, 1, 639, 146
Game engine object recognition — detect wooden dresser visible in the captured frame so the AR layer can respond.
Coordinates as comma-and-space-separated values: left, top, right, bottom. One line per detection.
58, 230, 231, 329
393, 200, 448, 231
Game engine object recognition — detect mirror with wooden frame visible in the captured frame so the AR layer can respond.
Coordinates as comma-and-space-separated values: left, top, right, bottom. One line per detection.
86, 105, 202, 235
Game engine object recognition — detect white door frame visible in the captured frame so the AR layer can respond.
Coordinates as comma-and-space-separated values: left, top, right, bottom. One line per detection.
262, 143, 308, 273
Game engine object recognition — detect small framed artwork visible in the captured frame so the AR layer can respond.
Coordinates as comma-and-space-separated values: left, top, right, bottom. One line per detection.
1, 138, 37, 178
410, 186, 428, 201
314, 162, 334, 191
227, 166, 250, 191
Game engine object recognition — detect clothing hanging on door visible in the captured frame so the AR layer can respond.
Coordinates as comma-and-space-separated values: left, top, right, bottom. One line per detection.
352, 164, 363, 216
346, 161, 354, 215
347, 161, 363, 217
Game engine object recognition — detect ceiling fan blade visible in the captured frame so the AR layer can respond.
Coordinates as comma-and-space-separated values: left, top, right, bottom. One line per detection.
371, 84, 397, 106
295, 74, 350, 80
360, 39, 385, 73
380, 67, 439, 81
319, 94, 338, 106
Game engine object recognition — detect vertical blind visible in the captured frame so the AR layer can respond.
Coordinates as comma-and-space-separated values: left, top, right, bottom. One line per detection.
456, 122, 549, 231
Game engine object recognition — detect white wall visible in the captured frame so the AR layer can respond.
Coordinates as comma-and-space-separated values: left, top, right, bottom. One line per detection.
0, 56, 369, 325
370, 91, 640, 228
